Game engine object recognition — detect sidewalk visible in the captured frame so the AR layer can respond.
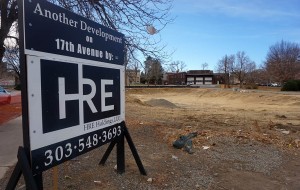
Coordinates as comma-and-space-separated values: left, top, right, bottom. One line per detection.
0, 117, 23, 180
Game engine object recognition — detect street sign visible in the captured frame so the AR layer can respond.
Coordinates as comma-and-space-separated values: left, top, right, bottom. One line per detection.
21, 0, 125, 174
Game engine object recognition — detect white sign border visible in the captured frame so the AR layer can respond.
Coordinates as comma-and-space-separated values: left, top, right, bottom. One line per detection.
27, 52, 125, 151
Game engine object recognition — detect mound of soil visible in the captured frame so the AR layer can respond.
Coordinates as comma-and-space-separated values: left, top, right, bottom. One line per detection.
144, 98, 178, 108
126, 96, 149, 106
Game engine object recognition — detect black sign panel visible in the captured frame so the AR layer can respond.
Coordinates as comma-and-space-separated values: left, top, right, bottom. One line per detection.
24, 0, 124, 65
40, 60, 121, 133
41, 60, 79, 133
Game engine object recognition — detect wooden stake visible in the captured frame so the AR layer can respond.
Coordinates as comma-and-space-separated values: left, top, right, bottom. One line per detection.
53, 166, 58, 190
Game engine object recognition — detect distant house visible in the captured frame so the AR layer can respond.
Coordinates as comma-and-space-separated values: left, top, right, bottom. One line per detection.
162, 72, 168, 84
213, 73, 228, 85
186, 70, 214, 85
126, 69, 140, 85
166, 72, 186, 85
164, 70, 227, 85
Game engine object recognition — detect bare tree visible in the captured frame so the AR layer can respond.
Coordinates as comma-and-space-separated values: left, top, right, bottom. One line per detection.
1, 0, 174, 70
49, 0, 174, 67
201, 62, 208, 70
216, 54, 234, 87
126, 55, 141, 85
244, 61, 256, 84
4, 42, 20, 77
166, 60, 186, 73
2, 21, 20, 78
0, 0, 18, 63
264, 40, 300, 84
232, 51, 255, 88
257, 65, 271, 85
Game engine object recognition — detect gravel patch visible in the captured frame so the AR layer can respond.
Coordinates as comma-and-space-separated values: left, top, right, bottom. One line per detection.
207, 136, 283, 175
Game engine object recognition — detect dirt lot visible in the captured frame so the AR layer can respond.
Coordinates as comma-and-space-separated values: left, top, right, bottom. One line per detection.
1, 88, 300, 189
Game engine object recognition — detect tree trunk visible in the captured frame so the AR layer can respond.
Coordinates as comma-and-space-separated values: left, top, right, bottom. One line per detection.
0, 0, 18, 62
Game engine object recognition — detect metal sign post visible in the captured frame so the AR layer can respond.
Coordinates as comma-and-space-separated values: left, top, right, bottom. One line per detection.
6, 0, 146, 189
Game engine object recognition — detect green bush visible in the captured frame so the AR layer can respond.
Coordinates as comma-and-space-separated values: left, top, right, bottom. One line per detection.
281, 80, 300, 91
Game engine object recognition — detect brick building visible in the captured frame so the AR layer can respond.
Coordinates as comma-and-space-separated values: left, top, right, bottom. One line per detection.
164, 70, 227, 85
166, 72, 186, 85
126, 69, 140, 85
186, 70, 214, 85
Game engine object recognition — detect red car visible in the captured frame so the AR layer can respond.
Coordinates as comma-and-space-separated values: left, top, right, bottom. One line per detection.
0, 86, 11, 105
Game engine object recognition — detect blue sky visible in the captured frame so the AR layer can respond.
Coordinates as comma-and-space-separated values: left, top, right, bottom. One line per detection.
157, 0, 300, 71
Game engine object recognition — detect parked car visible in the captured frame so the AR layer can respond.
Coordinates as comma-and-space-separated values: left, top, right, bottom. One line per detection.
270, 83, 281, 87
0, 86, 11, 105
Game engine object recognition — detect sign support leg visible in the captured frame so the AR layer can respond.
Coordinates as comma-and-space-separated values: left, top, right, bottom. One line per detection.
123, 123, 147, 176
99, 122, 147, 175
5, 160, 22, 190
99, 140, 117, 165
99, 135, 125, 174
6, 146, 40, 190
117, 133, 125, 174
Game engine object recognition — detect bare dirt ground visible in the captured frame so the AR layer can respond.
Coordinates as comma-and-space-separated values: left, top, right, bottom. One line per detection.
1, 88, 300, 190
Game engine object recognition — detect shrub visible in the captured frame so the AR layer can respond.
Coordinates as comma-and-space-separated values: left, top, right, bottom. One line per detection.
281, 80, 300, 91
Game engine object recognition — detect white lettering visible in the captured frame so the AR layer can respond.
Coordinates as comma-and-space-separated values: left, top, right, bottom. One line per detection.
77, 44, 103, 58
101, 80, 114, 112
33, 3, 78, 28
33, 3, 43, 16
59, 77, 100, 119
52, 13, 59, 21
55, 39, 74, 52
81, 46, 86, 54
80, 21, 87, 30
45, 10, 51, 18
82, 79, 97, 113
58, 77, 80, 119
77, 44, 82, 54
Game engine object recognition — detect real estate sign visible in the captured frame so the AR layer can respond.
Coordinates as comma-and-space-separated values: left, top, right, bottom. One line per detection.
21, 0, 125, 174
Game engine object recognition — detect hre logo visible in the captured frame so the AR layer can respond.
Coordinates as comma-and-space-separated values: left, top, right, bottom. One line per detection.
40, 60, 121, 133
